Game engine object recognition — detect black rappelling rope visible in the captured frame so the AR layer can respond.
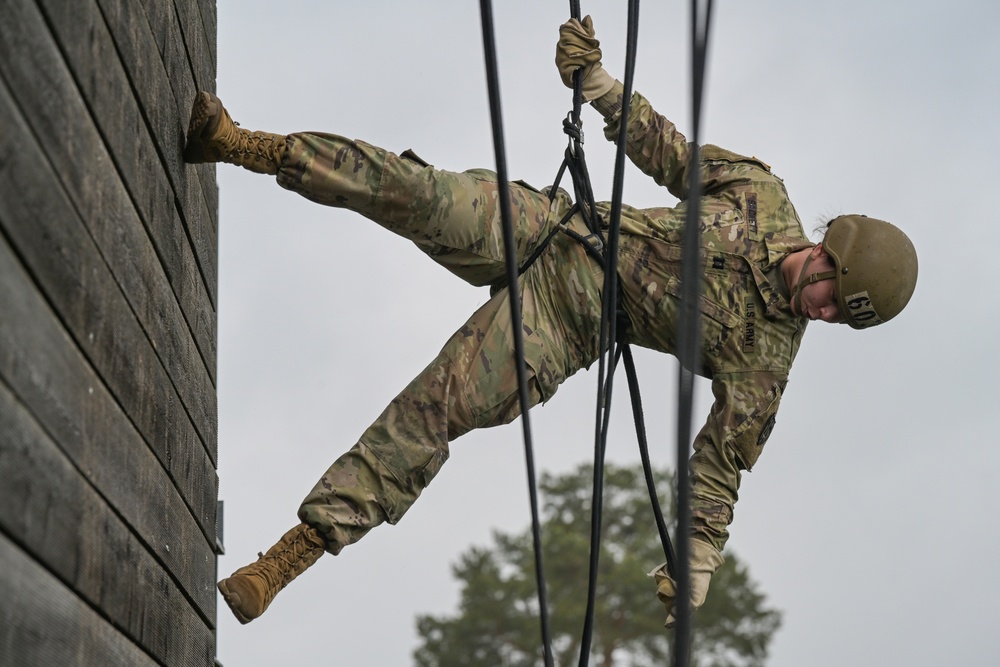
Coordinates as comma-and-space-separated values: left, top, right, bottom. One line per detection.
478, 1, 714, 665
477, 2, 554, 666
673, 1, 714, 666
576, 0, 641, 664
622, 346, 676, 568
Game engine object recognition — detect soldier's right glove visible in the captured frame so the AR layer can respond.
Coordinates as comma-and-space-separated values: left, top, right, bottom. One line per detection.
648, 538, 725, 628
555, 15, 617, 101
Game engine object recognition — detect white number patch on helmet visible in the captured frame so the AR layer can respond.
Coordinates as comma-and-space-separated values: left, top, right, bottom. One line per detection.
845, 290, 883, 328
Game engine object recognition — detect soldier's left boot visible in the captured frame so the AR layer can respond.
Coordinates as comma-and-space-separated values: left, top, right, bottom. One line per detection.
217, 523, 327, 624
183, 91, 287, 175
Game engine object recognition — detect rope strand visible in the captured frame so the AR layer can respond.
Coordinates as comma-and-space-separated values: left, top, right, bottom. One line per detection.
477, 3, 554, 665
577, 1, 641, 664
674, 2, 715, 665
479, 3, 715, 666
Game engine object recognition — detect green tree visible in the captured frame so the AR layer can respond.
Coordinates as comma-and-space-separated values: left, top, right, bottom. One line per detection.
414, 462, 781, 667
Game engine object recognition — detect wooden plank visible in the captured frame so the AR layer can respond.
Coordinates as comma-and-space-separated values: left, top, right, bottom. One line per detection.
181, 0, 223, 224
97, 0, 222, 368
0, 534, 160, 666
131, 0, 216, 110
131, 0, 220, 226
0, 0, 219, 461
175, 0, 217, 96
40, 0, 220, 375
193, 0, 219, 87
0, 79, 218, 547
0, 380, 217, 667
0, 199, 217, 621
84, 0, 222, 307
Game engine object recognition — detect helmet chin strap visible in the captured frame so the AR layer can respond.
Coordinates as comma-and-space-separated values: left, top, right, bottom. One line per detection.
790, 253, 836, 316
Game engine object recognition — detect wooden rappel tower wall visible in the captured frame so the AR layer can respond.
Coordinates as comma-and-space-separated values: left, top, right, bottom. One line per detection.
0, 0, 221, 664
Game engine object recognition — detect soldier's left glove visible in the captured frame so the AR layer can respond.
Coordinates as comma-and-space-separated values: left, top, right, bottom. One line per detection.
648, 539, 725, 628
555, 15, 617, 101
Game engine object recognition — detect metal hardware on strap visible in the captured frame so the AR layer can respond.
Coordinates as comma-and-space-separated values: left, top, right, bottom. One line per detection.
563, 112, 584, 156
577, 231, 603, 253
561, 225, 607, 267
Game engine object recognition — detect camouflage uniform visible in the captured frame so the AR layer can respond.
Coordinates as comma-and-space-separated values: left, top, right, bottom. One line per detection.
277, 88, 812, 555
590, 89, 812, 549
278, 133, 606, 552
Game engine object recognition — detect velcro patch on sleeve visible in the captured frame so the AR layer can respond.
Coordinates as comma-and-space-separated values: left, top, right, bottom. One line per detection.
757, 415, 776, 446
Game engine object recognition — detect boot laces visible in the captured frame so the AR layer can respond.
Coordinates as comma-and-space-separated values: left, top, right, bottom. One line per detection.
241, 529, 323, 601
209, 106, 266, 161
228, 130, 282, 162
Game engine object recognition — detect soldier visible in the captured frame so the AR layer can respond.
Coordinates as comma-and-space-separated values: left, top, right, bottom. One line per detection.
186, 16, 917, 626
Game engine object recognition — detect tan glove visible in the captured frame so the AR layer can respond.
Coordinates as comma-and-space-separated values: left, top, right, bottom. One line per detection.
555, 15, 617, 101
648, 539, 725, 628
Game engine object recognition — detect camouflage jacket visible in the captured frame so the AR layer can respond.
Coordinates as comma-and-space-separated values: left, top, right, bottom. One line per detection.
593, 87, 813, 550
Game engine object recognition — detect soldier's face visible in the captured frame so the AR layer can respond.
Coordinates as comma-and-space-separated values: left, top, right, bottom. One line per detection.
794, 247, 844, 323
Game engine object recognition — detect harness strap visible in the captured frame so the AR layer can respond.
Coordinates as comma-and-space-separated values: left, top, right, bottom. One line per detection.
514, 206, 634, 339
516, 206, 582, 276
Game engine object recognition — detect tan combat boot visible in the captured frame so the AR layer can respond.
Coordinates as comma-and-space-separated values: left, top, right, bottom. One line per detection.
183, 91, 287, 175
217, 523, 326, 624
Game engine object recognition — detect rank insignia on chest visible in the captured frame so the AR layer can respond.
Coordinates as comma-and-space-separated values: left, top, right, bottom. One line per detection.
746, 192, 758, 237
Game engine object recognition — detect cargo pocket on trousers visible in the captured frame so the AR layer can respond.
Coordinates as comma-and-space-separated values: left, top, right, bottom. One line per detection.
729, 381, 783, 471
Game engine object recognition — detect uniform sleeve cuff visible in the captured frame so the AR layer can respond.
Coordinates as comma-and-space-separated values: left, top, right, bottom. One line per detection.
590, 79, 625, 117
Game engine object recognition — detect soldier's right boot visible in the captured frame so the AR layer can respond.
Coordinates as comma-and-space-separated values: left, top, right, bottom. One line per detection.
183, 91, 287, 175
217, 523, 327, 624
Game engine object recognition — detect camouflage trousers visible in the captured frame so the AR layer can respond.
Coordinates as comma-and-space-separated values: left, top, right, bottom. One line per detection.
276, 133, 605, 553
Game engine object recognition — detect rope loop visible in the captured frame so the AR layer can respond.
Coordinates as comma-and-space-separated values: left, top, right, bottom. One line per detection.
563, 112, 584, 155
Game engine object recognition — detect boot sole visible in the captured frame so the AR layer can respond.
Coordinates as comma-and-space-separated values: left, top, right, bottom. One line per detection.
217, 578, 255, 625
183, 91, 218, 164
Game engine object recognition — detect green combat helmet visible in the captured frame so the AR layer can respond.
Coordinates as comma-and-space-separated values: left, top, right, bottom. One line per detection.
821, 215, 918, 329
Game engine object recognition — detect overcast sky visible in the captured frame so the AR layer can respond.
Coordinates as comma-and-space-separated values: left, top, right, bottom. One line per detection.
212, 2, 999, 665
